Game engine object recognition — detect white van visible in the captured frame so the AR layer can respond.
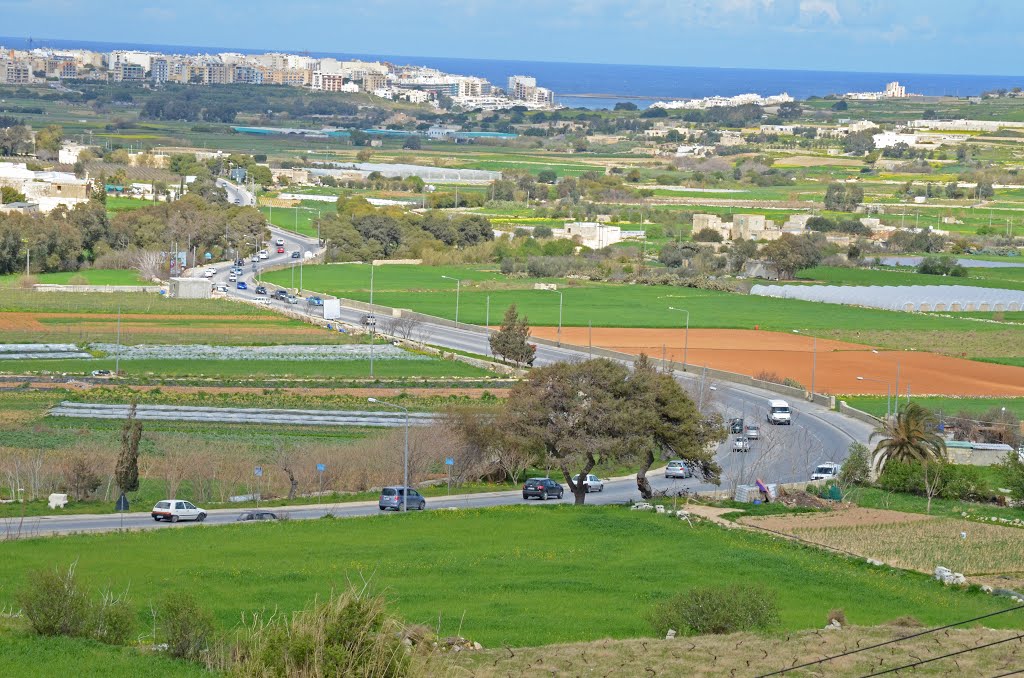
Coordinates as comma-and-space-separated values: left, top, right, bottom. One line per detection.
767, 399, 791, 425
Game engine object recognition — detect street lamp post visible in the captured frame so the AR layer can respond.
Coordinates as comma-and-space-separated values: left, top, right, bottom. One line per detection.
441, 275, 461, 327
793, 330, 817, 397
369, 264, 375, 379
872, 349, 901, 413
549, 289, 563, 346
668, 307, 689, 370
368, 398, 409, 511
857, 376, 891, 419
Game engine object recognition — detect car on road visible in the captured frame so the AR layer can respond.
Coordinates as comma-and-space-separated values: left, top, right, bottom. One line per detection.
236, 510, 278, 522
745, 424, 761, 440
259, 251, 269, 260
522, 477, 564, 500
274, 290, 289, 300
255, 286, 267, 295
306, 296, 323, 306
811, 462, 842, 480
571, 473, 604, 492
285, 294, 300, 304
378, 486, 426, 511
277, 246, 285, 254
665, 460, 692, 479
730, 418, 744, 434
291, 250, 301, 258
228, 274, 237, 283
251, 255, 259, 263
203, 268, 216, 278
151, 499, 206, 523
733, 436, 750, 451
275, 238, 285, 246
237, 281, 248, 290
234, 258, 244, 266
215, 283, 228, 292
767, 399, 791, 425
91, 369, 112, 378
254, 298, 271, 305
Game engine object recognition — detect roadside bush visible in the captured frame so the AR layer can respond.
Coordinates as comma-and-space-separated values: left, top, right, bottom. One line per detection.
648, 585, 779, 636
997, 451, 1024, 502
876, 460, 990, 501
18, 563, 135, 645
838, 442, 871, 486
232, 587, 412, 678
158, 592, 216, 662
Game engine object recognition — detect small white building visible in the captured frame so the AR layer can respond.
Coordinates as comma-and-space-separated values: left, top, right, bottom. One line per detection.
551, 222, 625, 250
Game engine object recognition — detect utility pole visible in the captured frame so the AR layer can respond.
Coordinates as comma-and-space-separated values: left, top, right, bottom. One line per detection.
369, 263, 375, 379
115, 304, 122, 375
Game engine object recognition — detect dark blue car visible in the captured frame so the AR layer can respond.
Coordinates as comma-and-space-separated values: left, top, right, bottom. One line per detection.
237, 281, 248, 290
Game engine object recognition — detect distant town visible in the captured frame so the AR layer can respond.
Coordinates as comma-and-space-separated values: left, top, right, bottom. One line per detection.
0, 44, 557, 111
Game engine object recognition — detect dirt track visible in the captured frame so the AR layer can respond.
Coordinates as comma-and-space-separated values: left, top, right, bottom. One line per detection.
530, 327, 1024, 397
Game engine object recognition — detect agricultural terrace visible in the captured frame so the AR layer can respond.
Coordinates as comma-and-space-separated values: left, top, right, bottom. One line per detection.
0, 507, 1015, 649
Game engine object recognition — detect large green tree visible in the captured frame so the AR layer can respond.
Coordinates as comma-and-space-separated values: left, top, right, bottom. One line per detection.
115, 399, 142, 493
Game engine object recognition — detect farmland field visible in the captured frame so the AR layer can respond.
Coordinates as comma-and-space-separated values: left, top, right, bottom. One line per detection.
0, 506, 1015, 649
793, 265, 1024, 292
0, 270, 146, 287
841, 395, 1024, 419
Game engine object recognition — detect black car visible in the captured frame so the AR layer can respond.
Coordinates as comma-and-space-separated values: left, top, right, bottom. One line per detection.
729, 418, 745, 434
255, 286, 267, 295
236, 510, 278, 521
291, 250, 301, 258
274, 289, 289, 300
522, 477, 564, 500
235, 258, 244, 266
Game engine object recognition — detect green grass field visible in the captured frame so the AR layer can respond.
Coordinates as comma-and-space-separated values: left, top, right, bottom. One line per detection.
0, 506, 1014, 651
259, 205, 321, 238
0, 356, 494, 379
842, 395, 1024, 420
0, 270, 146, 288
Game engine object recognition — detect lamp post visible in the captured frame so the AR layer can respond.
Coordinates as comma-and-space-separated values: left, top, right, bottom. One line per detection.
549, 289, 563, 346
871, 349, 900, 413
857, 376, 891, 419
668, 307, 689, 370
368, 397, 409, 511
441, 275, 461, 327
369, 264, 375, 379
793, 330, 817, 397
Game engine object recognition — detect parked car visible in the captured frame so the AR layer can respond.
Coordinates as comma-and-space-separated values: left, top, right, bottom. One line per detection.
733, 436, 750, 451
378, 486, 426, 511
665, 460, 692, 479
729, 417, 744, 434
255, 286, 267, 295
745, 424, 761, 440
571, 473, 604, 493
306, 296, 323, 306
151, 499, 206, 523
811, 462, 842, 481
237, 281, 248, 290
291, 250, 301, 258
277, 246, 285, 254
90, 369, 111, 378
236, 510, 278, 522
522, 477, 564, 500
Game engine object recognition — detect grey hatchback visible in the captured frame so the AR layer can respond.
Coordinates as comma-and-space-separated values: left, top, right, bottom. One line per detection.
236, 510, 278, 521
379, 486, 426, 511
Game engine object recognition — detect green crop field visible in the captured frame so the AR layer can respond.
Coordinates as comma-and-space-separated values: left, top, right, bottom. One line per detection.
0, 506, 1014, 653
842, 395, 1024, 420
0, 270, 145, 288
259, 205, 322, 238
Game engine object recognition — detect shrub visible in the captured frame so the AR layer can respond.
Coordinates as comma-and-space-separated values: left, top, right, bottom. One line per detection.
648, 585, 779, 636
877, 460, 990, 500
838, 442, 871, 486
19, 564, 90, 638
827, 608, 847, 626
90, 589, 135, 646
233, 587, 412, 678
158, 592, 216, 662
998, 451, 1024, 502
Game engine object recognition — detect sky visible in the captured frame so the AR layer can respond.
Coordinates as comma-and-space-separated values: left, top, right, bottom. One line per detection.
2, 0, 1023, 75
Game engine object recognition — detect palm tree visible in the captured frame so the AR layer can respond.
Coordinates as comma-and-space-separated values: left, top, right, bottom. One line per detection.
870, 402, 946, 475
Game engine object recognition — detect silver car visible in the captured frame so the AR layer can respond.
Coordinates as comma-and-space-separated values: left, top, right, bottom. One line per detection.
572, 473, 604, 492
378, 486, 426, 511
665, 460, 692, 479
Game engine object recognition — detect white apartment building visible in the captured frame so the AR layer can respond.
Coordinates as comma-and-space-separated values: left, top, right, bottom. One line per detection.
151, 58, 169, 83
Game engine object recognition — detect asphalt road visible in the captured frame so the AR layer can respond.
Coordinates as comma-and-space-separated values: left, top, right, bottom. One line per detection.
15, 181, 873, 537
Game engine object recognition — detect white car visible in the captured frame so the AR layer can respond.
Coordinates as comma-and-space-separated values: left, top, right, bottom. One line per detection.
203, 268, 216, 278
275, 238, 285, 246
259, 251, 269, 260
733, 436, 750, 451
811, 462, 842, 481
571, 474, 604, 493
228, 274, 237, 283
151, 499, 206, 523
214, 283, 228, 292
745, 424, 760, 440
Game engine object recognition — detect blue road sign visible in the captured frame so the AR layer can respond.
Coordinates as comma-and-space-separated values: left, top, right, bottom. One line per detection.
254, 466, 263, 477
316, 463, 325, 472
445, 457, 455, 466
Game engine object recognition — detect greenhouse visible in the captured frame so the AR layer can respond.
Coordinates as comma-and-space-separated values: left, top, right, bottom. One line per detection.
750, 284, 1024, 312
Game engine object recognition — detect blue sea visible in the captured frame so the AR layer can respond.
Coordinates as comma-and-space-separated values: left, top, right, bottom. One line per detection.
3, 35, 1023, 109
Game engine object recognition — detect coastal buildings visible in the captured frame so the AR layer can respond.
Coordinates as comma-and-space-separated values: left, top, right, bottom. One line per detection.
843, 81, 910, 100
651, 92, 793, 110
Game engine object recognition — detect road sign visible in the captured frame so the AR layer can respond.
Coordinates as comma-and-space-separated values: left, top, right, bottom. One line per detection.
204, 252, 212, 260
445, 457, 454, 466
316, 463, 325, 472
115, 493, 129, 512
254, 466, 263, 477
